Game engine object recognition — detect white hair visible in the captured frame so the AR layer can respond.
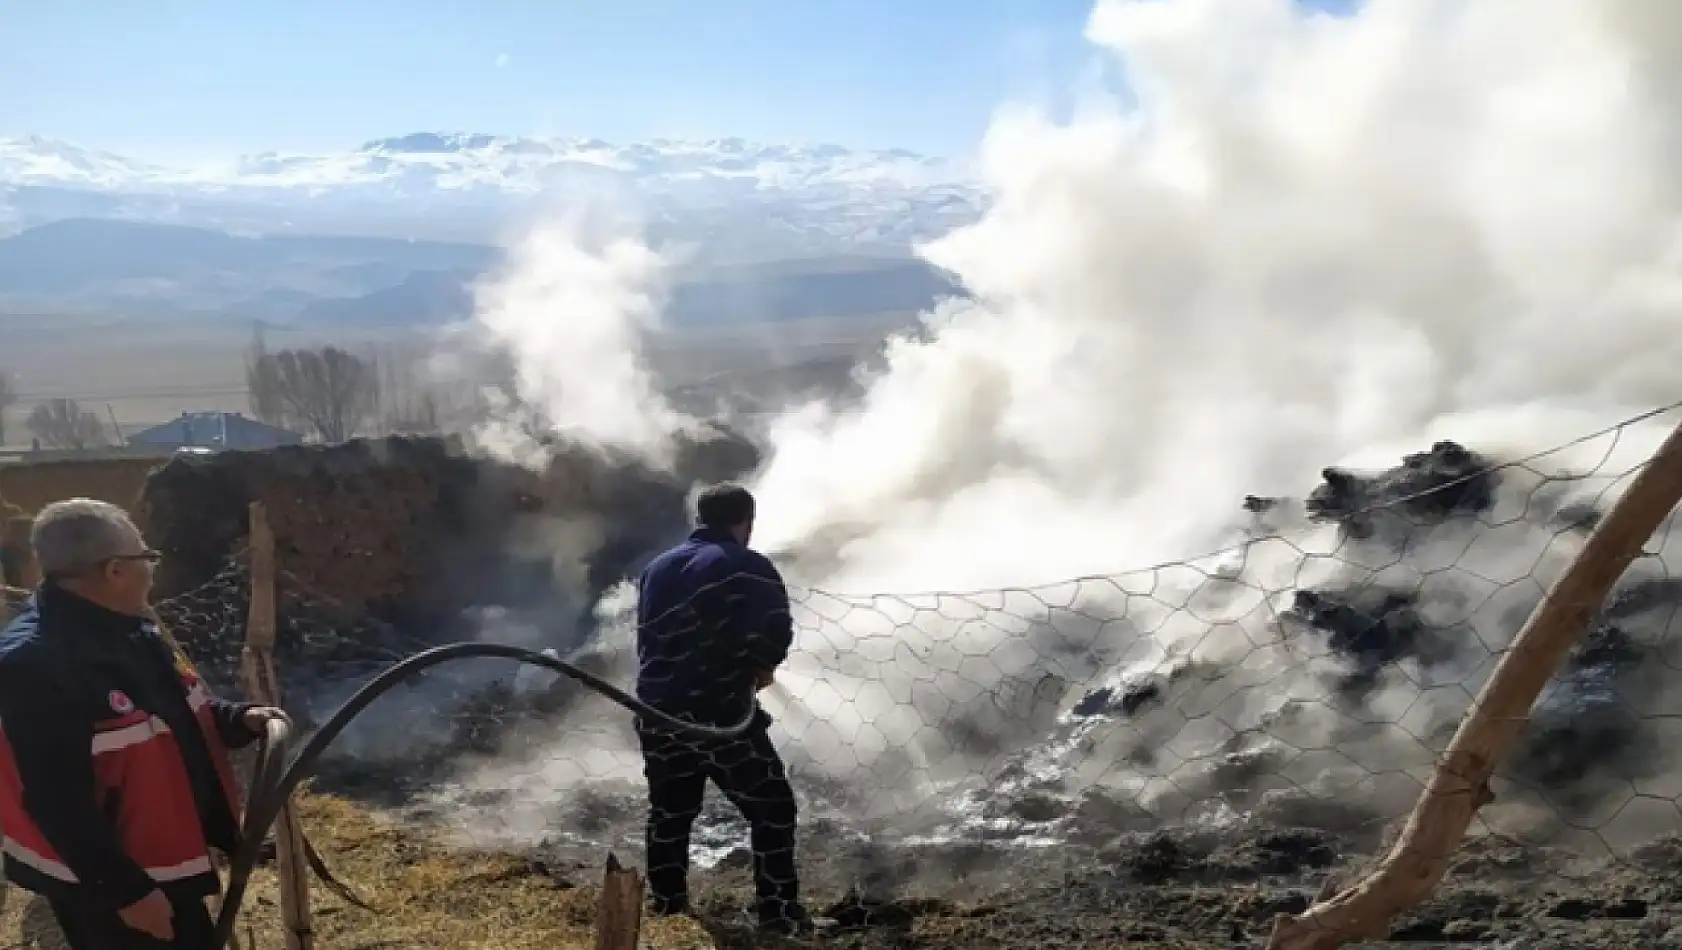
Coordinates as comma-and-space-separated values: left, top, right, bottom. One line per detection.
30, 499, 138, 577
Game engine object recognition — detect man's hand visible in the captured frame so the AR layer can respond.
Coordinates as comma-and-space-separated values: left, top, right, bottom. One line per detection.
119, 889, 174, 939
754, 668, 776, 691
242, 706, 288, 731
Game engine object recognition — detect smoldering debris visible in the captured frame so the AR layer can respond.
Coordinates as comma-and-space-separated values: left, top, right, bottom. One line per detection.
1285, 577, 1660, 816
1306, 441, 1499, 530
1284, 585, 1462, 702
1069, 659, 1232, 721
1041, 440, 1682, 842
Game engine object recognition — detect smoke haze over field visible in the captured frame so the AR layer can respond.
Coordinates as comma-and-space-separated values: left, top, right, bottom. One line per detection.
448, 0, 1682, 856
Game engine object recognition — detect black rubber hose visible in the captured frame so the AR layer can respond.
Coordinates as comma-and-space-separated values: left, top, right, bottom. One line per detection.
213, 642, 755, 950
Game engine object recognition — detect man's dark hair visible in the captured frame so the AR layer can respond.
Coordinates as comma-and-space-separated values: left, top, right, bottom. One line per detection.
695, 482, 755, 530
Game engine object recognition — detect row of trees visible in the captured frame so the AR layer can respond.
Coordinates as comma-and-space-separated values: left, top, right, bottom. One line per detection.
246, 337, 380, 443
0, 373, 114, 450
244, 331, 455, 442
0, 330, 483, 452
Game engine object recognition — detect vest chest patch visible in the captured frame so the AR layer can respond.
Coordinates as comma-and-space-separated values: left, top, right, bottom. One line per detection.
107, 690, 135, 715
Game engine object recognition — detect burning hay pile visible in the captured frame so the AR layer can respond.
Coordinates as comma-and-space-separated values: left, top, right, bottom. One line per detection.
324, 435, 1682, 859
1040, 439, 1682, 846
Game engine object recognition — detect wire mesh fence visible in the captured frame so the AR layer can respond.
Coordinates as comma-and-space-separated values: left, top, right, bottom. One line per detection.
7, 408, 1682, 948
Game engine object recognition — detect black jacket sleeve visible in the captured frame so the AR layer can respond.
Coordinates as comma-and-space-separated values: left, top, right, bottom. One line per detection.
0, 658, 157, 910
739, 552, 795, 671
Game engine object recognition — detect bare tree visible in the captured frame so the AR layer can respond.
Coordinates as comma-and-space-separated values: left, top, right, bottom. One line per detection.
0, 371, 15, 446
26, 398, 109, 450
385, 391, 442, 436
244, 324, 286, 428
246, 345, 379, 443
372, 342, 448, 436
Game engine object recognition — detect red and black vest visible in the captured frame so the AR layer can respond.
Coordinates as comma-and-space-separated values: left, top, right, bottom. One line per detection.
0, 595, 243, 899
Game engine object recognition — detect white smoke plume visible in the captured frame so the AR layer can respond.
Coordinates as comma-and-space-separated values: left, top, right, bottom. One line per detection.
461, 215, 688, 467
754, 0, 1682, 590
443, 0, 1682, 855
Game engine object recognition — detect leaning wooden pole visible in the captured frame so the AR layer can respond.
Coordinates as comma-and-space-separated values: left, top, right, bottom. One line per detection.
1268, 417, 1682, 950
241, 503, 315, 950
0, 567, 14, 629
2, 516, 37, 627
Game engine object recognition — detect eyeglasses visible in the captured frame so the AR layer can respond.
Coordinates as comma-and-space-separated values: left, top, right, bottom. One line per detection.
43, 550, 163, 583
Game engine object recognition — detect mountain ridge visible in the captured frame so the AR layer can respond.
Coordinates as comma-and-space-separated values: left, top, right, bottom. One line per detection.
1, 132, 971, 192
0, 132, 986, 253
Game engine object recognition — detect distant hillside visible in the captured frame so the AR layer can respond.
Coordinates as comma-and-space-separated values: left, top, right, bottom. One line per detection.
666, 258, 957, 326
0, 218, 495, 296
0, 218, 963, 328
295, 270, 476, 325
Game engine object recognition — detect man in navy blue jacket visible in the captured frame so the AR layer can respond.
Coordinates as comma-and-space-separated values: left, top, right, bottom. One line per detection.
634, 483, 823, 935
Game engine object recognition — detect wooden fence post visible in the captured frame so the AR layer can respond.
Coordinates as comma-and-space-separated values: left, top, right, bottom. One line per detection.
3, 516, 37, 589
1267, 418, 1682, 950
1, 516, 35, 626
595, 852, 644, 950
241, 503, 315, 950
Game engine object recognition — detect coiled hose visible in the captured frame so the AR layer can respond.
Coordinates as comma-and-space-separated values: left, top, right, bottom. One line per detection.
213, 642, 755, 950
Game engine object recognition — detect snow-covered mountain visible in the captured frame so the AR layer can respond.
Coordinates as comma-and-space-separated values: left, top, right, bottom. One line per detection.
0, 133, 986, 255
0, 136, 166, 187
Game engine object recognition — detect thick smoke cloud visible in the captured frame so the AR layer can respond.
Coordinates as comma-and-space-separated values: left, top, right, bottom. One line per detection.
753, 0, 1682, 592
461, 215, 689, 469
439, 0, 1682, 857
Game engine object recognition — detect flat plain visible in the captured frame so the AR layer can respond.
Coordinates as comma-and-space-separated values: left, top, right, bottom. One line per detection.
0, 309, 918, 448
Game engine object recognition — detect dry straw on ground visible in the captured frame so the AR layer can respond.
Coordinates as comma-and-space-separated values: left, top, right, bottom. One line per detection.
238, 795, 724, 950
0, 793, 718, 950
0, 790, 1226, 950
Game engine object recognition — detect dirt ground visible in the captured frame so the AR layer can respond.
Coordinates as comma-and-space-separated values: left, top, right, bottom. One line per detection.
6, 792, 1670, 950
0, 789, 1675, 950
671, 824, 1679, 949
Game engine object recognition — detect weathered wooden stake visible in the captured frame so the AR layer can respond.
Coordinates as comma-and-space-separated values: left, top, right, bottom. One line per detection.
0, 581, 16, 627
1268, 418, 1682, 949
595, 852, 644, 950
3, 516, 37, 589
241, 502, 315, 950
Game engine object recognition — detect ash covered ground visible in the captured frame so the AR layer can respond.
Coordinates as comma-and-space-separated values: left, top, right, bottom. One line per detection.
177, 435, 1682, 948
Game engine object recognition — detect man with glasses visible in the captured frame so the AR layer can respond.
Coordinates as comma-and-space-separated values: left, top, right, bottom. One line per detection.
0, 498, 284, 948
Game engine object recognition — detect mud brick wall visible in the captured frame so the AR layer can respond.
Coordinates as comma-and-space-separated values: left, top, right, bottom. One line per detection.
136, 429, 759, 634
0, 456, 163, 516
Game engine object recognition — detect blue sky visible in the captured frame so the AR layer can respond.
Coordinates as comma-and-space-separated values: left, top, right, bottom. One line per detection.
2, 0, 1109, 161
